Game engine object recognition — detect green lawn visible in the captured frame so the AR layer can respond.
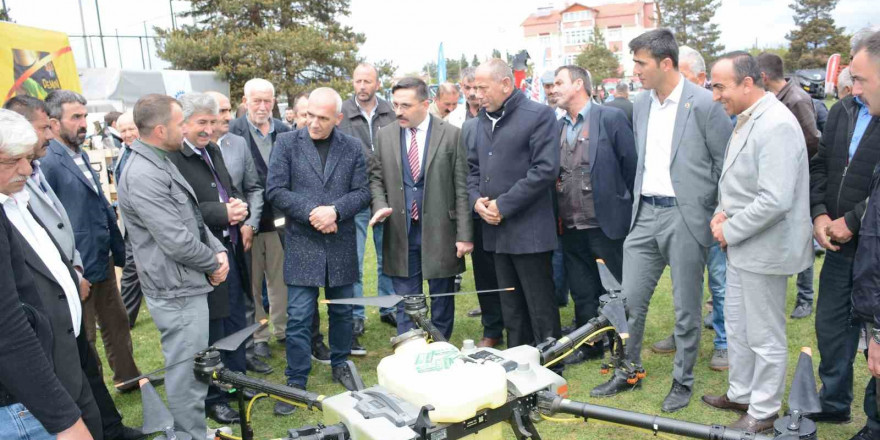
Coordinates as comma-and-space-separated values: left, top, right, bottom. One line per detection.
95, 238, 869, 439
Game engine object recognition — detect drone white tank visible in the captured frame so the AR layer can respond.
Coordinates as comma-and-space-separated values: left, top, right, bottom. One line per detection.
377, 338, 508, 427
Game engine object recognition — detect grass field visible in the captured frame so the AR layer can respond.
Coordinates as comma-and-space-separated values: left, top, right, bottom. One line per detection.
95, 234, 869, 439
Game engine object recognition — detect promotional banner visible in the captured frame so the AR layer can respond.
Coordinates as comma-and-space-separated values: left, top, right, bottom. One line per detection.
0, 22, 82, 106
825, 53, 841, 97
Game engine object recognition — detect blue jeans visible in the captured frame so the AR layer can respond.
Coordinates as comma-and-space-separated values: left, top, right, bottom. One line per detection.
552, 236, 569, 307
0, 404, 55, 440
285, 283, 353, 388
353, 208, 395, 318
707, 242, 727, 349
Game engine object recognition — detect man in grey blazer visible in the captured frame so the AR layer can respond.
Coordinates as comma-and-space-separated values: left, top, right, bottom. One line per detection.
701, 52, 812, 434
369, 77, 473, 340
590, 29, 733, 413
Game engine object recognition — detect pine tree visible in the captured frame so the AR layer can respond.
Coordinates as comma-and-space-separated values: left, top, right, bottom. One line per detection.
156, 0, 373, 100
575, 27, 621, 86
657, 0, 725, 63
785, 0, 850, 69
491, 49, 502, 59
472, 54, 480, 66
460, 54, 469, 69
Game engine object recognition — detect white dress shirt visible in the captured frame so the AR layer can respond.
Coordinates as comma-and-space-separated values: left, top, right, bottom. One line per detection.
404, 115, 431, 172
1, 190, 82, 336
641, 74, 685, 198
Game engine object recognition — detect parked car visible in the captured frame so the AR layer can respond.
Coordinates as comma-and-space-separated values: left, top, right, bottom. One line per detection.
792, 69, 826, 99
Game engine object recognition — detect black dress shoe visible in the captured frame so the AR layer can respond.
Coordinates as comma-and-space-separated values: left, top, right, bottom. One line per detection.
106, 426, 146, 440
207, 402, 241, 424
241, 388, 258, 400
332, 363, 361, 392
802, 410, 852, 424
312, 340, 331, 365
254, 341, 272, 358
562, 347, 603, 365
274, 384, 303, 416
661, 380, 692, 413
850, 425, 880, 440
590, 373, 641, 397
246, 356, 274, 374
380, 313, 397, 327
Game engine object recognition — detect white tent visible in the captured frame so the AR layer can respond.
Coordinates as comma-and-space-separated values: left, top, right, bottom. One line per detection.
79, 68, 230, 113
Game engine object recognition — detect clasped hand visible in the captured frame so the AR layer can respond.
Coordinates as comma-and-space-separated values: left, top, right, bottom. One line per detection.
309, 206, 338, 234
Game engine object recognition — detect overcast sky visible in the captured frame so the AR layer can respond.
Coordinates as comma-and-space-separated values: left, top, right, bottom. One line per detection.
5, 0, 879, 74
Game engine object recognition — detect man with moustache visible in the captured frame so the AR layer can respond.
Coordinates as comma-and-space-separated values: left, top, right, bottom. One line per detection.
228, 78, 290, 370
339, 63, 398, 354
468, 59, 561, 360
589, 30, 732, 412
40, 90, 141, 393
118, 94, 229, 439
429, 82, 459, 120
369, 77, 472, 339
292, 93, 310, 129
167, 93, 250, 425
447, 67, 481, 129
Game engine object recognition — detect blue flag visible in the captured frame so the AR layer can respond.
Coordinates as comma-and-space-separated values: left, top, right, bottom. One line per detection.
437, 43, 446, 84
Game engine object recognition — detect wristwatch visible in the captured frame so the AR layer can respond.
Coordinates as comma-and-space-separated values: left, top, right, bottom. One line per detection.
333, 206, 340, 220
248, 225, 258, 233
871, 326, 880, 345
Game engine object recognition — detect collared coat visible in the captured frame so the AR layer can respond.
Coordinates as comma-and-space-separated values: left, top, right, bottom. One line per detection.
266, 128, 371, 287
40, 140, 125, 282
370, 115, 473, 279
338, 96, 397, 159
219, 132, 264, 231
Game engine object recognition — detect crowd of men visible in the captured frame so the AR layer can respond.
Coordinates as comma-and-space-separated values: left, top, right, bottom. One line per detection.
2, 26, 880, 440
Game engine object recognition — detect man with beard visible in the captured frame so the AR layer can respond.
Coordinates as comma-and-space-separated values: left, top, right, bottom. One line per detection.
338, 63, 398, 355
40, 91, 141, 393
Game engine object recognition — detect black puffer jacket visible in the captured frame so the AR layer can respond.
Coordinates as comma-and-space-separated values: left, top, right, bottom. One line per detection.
809, 95, 880, 256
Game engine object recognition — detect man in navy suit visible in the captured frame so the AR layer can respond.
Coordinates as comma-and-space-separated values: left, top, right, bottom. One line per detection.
551, 65, 637, 365
40, 90, 141, 392
266, 88, 371, 415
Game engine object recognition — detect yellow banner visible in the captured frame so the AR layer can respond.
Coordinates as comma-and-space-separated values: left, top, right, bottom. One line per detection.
0, 22, 81, 106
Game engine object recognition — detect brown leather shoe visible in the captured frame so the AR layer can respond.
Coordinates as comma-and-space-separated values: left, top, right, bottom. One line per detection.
477, 337, 501, 348
701, 394, 749, 413
728, 413, 778, 434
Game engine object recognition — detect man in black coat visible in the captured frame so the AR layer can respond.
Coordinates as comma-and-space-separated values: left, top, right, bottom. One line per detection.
467, 59, 562, 356
168, 93, 249, 426
0, 109, 93, 440
809, 85, 880, 425
228, 79, 291, 369
266, 88, 371, 415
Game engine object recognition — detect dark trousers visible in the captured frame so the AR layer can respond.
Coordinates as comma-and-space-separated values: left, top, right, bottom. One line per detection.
494, 251, 561, 348
206, 241, 248, 407
562, 227, 624, 350
816, 251, 861, 414
120, 235, 143, 327
83, 260, 140, 384
285, 281, 353, 388
81, 337, 121, 440
472, 222, 503, 339
391, 221, 455, 341
553, 237, 569, 306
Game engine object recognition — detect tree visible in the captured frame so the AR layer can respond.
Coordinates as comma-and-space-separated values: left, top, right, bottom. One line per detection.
785, 0, 850, 69
374, 59, 398, 94
575, 27, 621, 86
460, 54, 469, 69
472, 54, 480, 67
656, 0, 725, 64
491, 49, 502, 59
156, 0, 365, 100
0, 6, 12, 21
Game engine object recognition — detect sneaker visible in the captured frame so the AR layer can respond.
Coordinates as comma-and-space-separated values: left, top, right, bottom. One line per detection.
207, 426, 232, 439
312, 340, 331, 365
651, 334, 676, 353
350, 335, 367, 356
790, 302, 813, 319
332, 362, 362, 391
709, 348, 729, 371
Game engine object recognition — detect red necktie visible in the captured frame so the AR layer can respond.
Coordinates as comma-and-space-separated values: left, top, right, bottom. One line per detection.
407, 127, 420, 221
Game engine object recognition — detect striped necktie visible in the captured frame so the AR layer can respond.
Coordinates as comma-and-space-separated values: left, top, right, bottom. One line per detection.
407, 127, 420, 221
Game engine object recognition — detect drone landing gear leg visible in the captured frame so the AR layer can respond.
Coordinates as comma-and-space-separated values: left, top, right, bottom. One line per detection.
236, 389, 253, 440
509, 403, 541, 439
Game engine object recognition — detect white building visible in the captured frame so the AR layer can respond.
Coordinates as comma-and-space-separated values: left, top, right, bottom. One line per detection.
522, 1, 658, 81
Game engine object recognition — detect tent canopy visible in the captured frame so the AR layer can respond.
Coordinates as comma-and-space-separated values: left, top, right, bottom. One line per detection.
79, 68, 230, 112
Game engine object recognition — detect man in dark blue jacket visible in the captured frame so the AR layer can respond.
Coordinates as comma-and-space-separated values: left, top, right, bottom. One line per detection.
40, 90, 140, 391
266, 88, 371, 415
551, 65, 636, 365
467, 59, 562, 354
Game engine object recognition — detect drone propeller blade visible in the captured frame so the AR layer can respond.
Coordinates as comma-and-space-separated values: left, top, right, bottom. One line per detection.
600, 298, 629, 338
426, 287, 515, 299
321, 295, 405, 309
140, 379, 176, 434
596, 259, 622, 293
788, 347, 821, 414
117, 357, 191, 389
213, 321, 266, 352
